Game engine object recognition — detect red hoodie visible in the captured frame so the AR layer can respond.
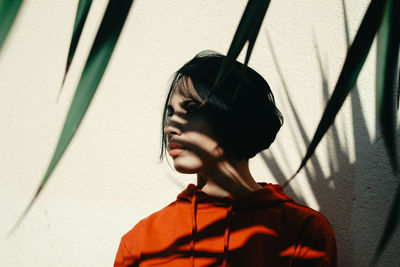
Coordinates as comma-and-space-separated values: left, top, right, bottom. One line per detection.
114, 183, 337, 267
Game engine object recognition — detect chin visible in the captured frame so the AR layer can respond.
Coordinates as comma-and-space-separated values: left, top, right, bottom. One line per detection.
172, 157, 204, 174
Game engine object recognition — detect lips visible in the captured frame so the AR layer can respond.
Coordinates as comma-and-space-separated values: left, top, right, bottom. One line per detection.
168, 142, 186, 157
168, 142, 184, 150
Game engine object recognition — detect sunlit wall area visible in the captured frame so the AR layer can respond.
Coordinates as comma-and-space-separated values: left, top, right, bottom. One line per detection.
0, 0, 399, 266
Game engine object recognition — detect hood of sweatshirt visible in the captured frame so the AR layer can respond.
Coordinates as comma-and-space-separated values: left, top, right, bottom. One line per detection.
114, 183, 336, 267
176, 183, 294, 266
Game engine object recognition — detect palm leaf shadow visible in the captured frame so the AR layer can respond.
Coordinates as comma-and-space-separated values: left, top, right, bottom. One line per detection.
262, 0, 400, 264
262, 27, 356, 265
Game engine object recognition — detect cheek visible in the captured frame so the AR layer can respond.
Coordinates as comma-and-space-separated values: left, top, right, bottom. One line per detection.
171, 133, 224, 173
185, 131, 223, 159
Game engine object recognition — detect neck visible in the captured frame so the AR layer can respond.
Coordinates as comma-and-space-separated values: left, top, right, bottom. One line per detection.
197, 159, 262, 197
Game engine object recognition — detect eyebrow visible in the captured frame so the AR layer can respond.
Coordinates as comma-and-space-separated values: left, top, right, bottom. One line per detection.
167, 99, 198, 111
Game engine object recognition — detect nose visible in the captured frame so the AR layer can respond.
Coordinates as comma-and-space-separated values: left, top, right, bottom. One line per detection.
164, 117, 182, 138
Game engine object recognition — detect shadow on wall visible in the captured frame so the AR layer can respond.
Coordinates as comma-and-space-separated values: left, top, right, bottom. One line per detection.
262, 28, 355, 266
261, 1, 400, 266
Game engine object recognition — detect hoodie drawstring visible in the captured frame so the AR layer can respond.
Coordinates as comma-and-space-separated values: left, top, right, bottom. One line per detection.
189, 191, 234, 267
190, 193, 198, 267
223, 205, 233, 266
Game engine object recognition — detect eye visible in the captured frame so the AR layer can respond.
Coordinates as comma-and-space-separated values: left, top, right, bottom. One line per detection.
181, 100, 200, 116
166, 106, 174, 119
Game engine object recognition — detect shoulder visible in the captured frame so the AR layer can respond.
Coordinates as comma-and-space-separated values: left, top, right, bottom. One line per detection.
114, 200, 182, 266
123, 199, 182, 241
276, 199, 336, 256
283, 200, 334, 235
278, 201, 337, 265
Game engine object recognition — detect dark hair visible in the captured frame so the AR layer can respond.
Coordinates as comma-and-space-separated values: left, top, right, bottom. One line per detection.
160, 50, 283, 161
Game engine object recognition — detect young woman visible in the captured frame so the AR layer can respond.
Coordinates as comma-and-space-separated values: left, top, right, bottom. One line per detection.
114, 51, 337, 267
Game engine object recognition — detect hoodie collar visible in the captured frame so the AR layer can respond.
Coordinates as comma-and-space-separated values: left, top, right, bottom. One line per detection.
177, 183, 293, 208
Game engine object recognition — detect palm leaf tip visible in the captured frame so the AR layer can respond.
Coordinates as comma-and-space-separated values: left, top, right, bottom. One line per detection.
7, 184, 44, 237
60, 0, 93, 91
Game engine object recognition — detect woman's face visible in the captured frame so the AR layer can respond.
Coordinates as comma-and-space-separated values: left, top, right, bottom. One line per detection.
164, 89, 225, 174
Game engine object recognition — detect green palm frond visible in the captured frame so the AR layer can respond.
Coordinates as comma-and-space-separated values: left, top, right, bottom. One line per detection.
285, 0, 388, 184
0, 0, 23, 51
209, 0, 271, 101
8, 0, 134, 235
371, 0, 400, 264
60, 0, 93, 89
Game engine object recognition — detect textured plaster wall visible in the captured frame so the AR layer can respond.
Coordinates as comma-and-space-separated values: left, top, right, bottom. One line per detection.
0, 0, 399, 266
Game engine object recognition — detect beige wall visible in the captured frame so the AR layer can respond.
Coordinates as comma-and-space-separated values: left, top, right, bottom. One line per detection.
1, 0, 399, 266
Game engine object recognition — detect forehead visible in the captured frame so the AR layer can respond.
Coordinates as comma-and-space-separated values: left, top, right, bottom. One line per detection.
169, 76, 203, 104
168, 90, 187, 108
